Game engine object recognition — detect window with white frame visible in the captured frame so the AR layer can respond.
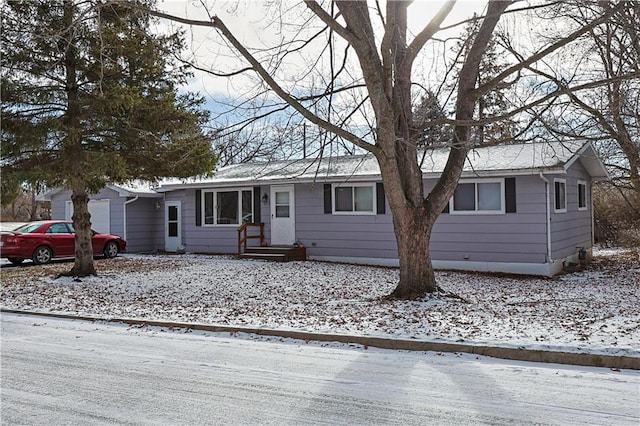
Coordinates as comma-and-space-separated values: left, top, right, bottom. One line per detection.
450, 180, 504, 214
577, 180, 587, 211
202, 188, 253, 225
333, 183, 375, 214
554, 179, 567, 213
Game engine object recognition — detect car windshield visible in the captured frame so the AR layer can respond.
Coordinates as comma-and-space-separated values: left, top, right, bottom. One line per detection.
12, 223, 43, 233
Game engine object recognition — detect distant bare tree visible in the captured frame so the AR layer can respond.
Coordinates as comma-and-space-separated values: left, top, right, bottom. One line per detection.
518, 1, 639, 197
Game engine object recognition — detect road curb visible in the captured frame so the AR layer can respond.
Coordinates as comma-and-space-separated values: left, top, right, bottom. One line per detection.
2, 308, 638, 370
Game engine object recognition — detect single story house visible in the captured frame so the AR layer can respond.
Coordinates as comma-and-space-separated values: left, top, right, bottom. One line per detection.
41, 140, 609, 276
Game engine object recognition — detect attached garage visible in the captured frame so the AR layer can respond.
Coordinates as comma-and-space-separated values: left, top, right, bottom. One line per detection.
65, 199, 111, 234
42, 183, 164, 253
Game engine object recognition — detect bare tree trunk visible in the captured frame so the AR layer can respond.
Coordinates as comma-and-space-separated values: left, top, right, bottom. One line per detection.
29, 190, 38, 221
68, 186, 96, 276
388, 209, 436, 299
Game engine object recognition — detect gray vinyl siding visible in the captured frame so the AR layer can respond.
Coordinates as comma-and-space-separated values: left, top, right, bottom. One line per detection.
49, 191, 69, 221
293, 176, 548, 264
432, 175, 548, 264
295, 183, 397, 259
549, 162, 592, 260
177, 177, 551, 264
125, 198, 163, 252
170, 164, 593, 269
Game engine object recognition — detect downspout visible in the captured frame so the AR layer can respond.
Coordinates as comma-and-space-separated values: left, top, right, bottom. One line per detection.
538, 172, 553, 264
590, 181, 595, 247
123, 195, 139, 242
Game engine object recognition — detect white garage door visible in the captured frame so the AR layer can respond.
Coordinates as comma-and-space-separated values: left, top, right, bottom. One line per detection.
65, 199, 111, 234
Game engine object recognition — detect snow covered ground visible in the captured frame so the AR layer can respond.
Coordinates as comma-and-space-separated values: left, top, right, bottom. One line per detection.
3, 313, 638, 425
1, 248, 638, 357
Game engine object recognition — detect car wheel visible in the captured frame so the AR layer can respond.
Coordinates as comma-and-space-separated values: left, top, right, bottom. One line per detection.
32, 246, 53, 265
7, 258, 24, 265
103, 241, 119, 258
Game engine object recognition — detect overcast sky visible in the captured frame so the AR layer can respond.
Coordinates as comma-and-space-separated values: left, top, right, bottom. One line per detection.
155, 1, 489, 110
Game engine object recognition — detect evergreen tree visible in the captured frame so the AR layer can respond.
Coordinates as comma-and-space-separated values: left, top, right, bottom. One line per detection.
1, 0, 217, 276
450, 17, 518, 145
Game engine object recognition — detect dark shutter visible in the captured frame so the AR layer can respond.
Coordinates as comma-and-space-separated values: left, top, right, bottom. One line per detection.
505, 177, 516, 213
376, 182, 386, 214
253, 187, 261, 223
442, 202, 450, 214
324, 184, 332, 214
195, 189, 202, 226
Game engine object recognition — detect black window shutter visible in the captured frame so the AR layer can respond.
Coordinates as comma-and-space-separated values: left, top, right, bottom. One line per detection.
195, 189, 202, 226
505, 177, 517, 213
253, 187, 261, 223
442, 202, 450, 214
324, 184, 332, 214
376, 182, 386, 214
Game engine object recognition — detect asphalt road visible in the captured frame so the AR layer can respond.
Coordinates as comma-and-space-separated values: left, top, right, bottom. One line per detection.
1, 312, 638, 425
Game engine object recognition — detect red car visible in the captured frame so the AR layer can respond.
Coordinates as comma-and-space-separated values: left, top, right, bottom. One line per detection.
0, 221, 126, 265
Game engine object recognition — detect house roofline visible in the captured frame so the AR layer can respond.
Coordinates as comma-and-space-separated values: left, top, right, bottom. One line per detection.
38, 184, 163, 201
156, 166, 577, 191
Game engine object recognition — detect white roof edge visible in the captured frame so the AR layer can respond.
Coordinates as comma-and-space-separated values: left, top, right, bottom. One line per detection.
37, 188, 64, 201
108, 185, 164, 198
157, 167, 574, 191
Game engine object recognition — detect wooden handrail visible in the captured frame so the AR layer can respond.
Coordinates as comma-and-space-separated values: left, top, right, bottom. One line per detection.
237, 222, 265, 255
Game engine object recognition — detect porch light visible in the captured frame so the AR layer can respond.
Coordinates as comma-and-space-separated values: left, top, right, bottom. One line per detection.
262, 193, 269, 205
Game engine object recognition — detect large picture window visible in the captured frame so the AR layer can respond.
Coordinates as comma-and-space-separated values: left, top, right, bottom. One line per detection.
202, 188, 253, 225
333, 184, 375, 214
450, 180, 504, 214
554, 179, 567, 213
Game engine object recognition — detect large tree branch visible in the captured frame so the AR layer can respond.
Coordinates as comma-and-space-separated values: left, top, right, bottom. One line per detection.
303, 1, 351, 43
425, 1, 510, 217
420, 72, 640, 129
404, 1, 456, 69
125, 1, 378, 155
476, 1, 626, 98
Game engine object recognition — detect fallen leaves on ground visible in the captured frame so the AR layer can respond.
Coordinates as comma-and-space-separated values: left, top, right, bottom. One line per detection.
1, 248, 638, 356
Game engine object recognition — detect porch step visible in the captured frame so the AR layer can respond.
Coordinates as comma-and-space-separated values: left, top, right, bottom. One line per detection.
240, 246, 307, 262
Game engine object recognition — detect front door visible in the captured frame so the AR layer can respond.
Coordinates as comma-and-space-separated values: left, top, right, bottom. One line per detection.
270, 185, 295, 245
165, 201, 182, 252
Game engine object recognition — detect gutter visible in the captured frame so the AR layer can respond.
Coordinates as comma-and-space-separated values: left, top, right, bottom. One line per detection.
154, 168, 570, 193
123, 195, 139, 242
538, 172, 553, 264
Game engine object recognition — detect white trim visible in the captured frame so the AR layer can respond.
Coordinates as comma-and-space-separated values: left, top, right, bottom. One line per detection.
201, 187, 254, 227
154, 168, 579, 193
449, 178, 505, 215
270, 184, 296, 245
539, 173, 553, 263
123, 195, 139, 242
577, 180, 588, 211
553, 179, 567, 213
331, 182, 376, 215
164, 201, 182, 252
590, 181, 595, 246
